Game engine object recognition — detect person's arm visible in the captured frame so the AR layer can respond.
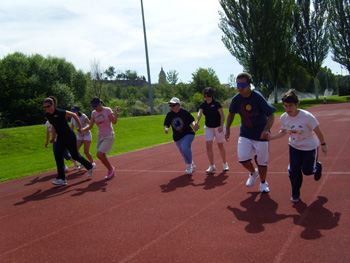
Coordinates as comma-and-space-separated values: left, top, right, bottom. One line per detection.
218, 107, 225, 133
45, 127, 50, 148
194, 109, 203, 132
110, 106, 120, 125
268, 129, 287, 140
50, 125, 57, 143
225, 112, 235, 141
164, 125, 169, 134
260, 113, 275, 140
314, 125, 328, 155
66, 111, 82, 131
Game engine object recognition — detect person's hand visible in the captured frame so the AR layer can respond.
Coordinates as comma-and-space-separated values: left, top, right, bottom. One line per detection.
49, 138, 55, 143
115, 106, 120, 114
193, 123, 200, 132
218, 126, 223, 133
225, 129, 230, 141
322, 144, 328, 156
260, 131, 269, 140
45, 142, 48, 148
165, 127, 169, 134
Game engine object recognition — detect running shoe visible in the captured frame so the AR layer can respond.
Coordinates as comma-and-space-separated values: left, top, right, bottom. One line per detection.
191, 162, 196, 170
92, 162, 97, 169
290, 196, 300, 203
105, 166, 116, 179
185, 165, 193, 175
87, 168, 94, 177
246, 168, 259, 187
64, 166, 69, 172
223, 162, 229, 171
206, 165, 217, 173
314, 162, 322, 181
52, 179, 67, 186
259, 181, 270, 193
74, 161, 82, 170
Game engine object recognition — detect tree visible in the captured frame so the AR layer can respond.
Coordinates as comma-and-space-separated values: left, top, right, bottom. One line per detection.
90, 59, 104, 98
295, 0, 329, 99
166, 70, 179, 86
0, 52, 83, 127
104, 66, 116, 80
264, 0, 296, 103
191, 67, 221, 94
219, 0, 269, 90
328, 0, 350, 74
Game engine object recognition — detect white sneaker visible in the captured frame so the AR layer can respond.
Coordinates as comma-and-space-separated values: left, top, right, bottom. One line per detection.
259, 181, 270, 193
206, 165, 217, 173
223, 162, 229, 171
186, 165, 193, 175
52, 179, 67, 186
87, 168, 94, 177
92, 162, 96, 169
246, 168, 259, 187
64, 166, 69, 172
191, 162, 196, 170
74, 161, 82, 170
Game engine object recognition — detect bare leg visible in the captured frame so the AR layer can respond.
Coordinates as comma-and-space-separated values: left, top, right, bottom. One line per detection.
97, 151, 112, 171
206, 140, 214, 165
217, 142, 227, 163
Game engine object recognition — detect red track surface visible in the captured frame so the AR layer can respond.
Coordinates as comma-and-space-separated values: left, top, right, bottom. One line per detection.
1, 103, 349, 263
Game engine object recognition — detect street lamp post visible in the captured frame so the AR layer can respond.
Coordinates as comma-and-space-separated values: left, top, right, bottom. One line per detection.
140, 0, 154, 115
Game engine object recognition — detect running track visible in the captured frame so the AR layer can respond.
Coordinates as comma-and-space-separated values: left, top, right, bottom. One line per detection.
1, 103, 349, 263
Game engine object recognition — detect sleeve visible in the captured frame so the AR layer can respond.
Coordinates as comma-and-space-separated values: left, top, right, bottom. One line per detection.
164, 113, 171, 126
306, 112, 320, 130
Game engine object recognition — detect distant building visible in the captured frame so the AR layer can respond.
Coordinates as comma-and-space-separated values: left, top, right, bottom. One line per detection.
158, 67, 167, 84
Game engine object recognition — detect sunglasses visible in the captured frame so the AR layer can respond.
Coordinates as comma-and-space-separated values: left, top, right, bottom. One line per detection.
71, 108, 79, 112
237, 82, 250, 89
43, 105, 52, 109
91, 103, 100, 109
169, 104, 178, 107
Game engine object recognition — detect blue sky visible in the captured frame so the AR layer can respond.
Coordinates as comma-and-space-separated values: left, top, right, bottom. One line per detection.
0, 0, 345, 84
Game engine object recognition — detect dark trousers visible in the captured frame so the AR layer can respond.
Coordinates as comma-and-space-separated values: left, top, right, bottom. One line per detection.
55, 132, 93, 180
288, 145, 318, 198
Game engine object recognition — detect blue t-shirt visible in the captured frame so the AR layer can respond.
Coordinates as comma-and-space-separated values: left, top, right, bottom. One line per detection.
229, 91, 276, 141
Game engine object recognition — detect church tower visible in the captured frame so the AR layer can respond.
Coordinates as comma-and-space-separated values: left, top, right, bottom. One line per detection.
158, 67, 167, 84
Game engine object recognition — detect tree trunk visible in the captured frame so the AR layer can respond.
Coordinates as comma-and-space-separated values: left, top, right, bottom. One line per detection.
314, 76, 319, 100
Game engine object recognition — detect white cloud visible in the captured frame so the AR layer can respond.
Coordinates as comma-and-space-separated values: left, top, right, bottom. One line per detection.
0, 0, 345, 85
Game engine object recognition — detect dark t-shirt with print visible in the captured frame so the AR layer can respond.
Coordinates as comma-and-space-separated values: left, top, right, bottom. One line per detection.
164, 108, 195, 141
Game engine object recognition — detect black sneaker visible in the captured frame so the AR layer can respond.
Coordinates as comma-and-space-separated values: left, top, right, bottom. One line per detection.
290, 196, 300, 203
314, 162, 322, 181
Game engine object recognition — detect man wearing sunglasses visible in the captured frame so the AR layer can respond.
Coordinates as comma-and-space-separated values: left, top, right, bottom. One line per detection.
225, 73, 276, 193
164, 97, 196, 174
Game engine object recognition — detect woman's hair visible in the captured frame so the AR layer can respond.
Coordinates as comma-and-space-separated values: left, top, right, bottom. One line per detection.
203, 87, 214, 96
281, 89, 299, 104
90, 97, 101, 104
43, 96, 57, 107
237, 72, 252, 83
71, 104, 82, 116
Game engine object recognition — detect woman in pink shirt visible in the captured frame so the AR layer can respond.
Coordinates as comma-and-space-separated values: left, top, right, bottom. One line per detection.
83, 97, 120, 179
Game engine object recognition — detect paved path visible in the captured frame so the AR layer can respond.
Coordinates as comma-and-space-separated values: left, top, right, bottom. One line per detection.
1, 103, 349, 262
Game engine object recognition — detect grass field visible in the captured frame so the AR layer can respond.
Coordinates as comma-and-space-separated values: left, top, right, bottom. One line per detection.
0, 95, 349, 182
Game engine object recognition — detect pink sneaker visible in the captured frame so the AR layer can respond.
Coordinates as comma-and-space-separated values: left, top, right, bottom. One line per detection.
105, 166, 115, 179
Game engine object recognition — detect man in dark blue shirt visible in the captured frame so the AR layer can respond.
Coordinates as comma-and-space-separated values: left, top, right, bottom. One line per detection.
226, 73, 276, 193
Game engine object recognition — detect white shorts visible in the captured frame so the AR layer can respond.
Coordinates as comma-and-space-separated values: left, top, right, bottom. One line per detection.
237, 136, 269, 166
204, 125, 226, 143
77, 133, 92, 141
97, 135, 115, 154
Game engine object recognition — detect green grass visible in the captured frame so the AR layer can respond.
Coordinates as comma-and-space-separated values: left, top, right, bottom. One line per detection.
0, 95, 349, 182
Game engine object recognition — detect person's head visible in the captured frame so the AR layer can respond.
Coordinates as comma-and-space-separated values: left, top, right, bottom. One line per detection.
71, 105, 81, 116
90, 97, 102, 110
236, 73, 252, 97
168, 97, 180, 112
281, 89, 299, 116
203, 87, 214, 100
43, 96, 57, 113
